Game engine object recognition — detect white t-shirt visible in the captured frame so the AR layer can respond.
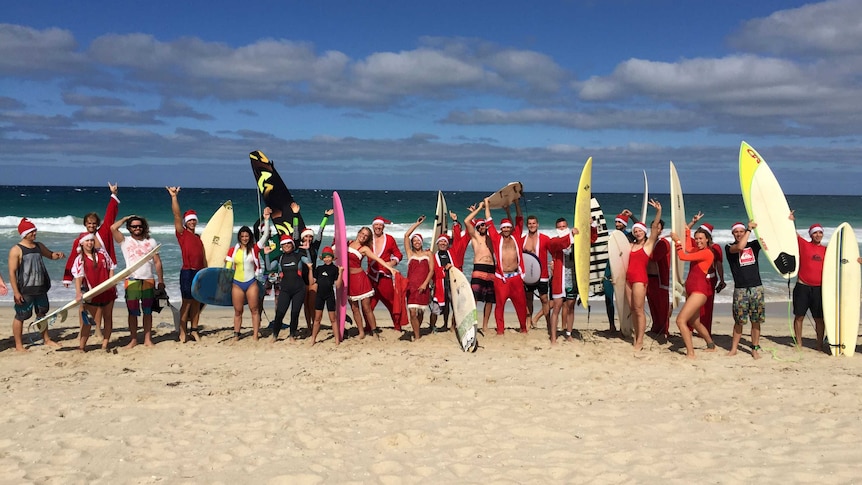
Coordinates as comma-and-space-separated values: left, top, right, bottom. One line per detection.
121, 237, 158, 280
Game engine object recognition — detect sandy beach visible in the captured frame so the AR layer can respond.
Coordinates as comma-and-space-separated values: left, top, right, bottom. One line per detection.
1, 301, 861, 484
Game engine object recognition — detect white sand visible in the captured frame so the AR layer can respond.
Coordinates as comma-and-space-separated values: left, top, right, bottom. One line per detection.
1, 301, 860, 484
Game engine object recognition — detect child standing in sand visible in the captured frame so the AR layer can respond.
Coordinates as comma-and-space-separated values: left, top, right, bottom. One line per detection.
309, 246, 343, 346
72, 234, 117, 351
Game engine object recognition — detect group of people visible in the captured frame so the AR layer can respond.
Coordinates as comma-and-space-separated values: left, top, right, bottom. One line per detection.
4, 184, 859, 357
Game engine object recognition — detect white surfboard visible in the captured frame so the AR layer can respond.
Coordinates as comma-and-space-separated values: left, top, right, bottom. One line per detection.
822, 222, 861, 356
200, 200, 234, 268
669, 161, 686, 308
433, 190, 448, 244
449, 267, 479, 352
607, 231, 632, 337
486, 182, 523, 209
739, 142, 798, 279
641, 170, 649, 223
523, 252, 541, 285
32, 244, 162, 332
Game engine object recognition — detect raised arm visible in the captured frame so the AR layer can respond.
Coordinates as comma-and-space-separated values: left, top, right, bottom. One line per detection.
404, 215, 425, 258
111, 215, 133, 243
167, 186, 184, 234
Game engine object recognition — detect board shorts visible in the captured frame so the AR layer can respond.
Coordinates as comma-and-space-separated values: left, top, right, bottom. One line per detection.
524, 280, 549, 296
14, 293, 49, 321
471, 264, 496, 303
793, 282, 823, 318
429, 300, 446, 316
125, 279, 155, 316
315, 290, 335, 311
732, 286, 765, 326
180, 268, 200, 300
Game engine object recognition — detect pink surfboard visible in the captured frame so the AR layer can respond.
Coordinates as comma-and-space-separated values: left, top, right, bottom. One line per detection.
333, 191, 348, 338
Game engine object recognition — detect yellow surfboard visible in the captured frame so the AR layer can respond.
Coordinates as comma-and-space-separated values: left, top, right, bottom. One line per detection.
200, 200, 235, 268
574, 157, 593, 309
739, 142, 798, 279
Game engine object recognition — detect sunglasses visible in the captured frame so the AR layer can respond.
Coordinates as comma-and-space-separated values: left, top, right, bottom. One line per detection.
129, 225, 143, 229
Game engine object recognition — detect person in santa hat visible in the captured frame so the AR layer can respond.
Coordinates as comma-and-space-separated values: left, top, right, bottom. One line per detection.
8, 218, 65, 351
403, 215, 433, 340
167, 186, 207, 343
482, 197, 529, 334
789, 211, 827, 351
686, 212, 726, 336
367, 215, 404, 329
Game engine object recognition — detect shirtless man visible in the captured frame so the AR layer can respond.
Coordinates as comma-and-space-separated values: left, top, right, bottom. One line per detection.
367, 216, 403, 329
484, 198, 528, 334
522, 215, 551, 330
464, 202, 496, 332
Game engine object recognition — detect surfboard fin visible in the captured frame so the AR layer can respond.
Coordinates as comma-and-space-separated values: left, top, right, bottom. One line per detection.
774, 252, 797, 276
58, 309, 68, 323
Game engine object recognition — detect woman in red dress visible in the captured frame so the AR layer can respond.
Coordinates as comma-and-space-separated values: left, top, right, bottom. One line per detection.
672, 226, 717, 359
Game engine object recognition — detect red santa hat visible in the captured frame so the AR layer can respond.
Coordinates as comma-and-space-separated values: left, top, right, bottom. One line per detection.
280, 235, 294, 246
731, 222, 747, 232
809, 224, 823, 236
632, 222, 647, 233
18, 218, 36, 237
183, 210, 198, 225
411, 233, 424, 243
615, 214, 629, 225
499, 218, 513, 229
78, 233, 95, 245
436, 234, 451, 244
699, 223, 714, 235
320, 246, 335, 258
371, 216, 392, 226
300, 228, 315, 239
472, 218, 486, 227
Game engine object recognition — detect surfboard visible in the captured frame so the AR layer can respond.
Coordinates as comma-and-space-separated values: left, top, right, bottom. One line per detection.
523, 252, 541, 285
32, 244, 162, 332
332, 191, 348, 339
485, 182, 523, 209
739, 141, 798, 279
191, 267, 235, 306
641, 170, 649, 222
433, 190, 448, 244
607, 231, 632, 337
589, 197, 610, 296
573, 157, 592, 309
669, 161, 686, 308
822, 222, 861, 356
200, 200, 234, 268
250, 150, 306, 235
449, 267, 479, 352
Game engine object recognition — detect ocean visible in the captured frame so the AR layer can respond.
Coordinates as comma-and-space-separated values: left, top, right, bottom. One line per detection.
1, 185, 860, 306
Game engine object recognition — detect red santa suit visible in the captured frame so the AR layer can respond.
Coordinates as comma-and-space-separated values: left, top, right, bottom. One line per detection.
367, 225, 404, 326
450, 222, 469, 271
64, 193, 120, 285
647, 236, 671, 336
487, 216, 528, 334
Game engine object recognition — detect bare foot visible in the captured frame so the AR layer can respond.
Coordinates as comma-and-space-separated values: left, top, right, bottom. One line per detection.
704, 343, 717, 353
101, 340, 109, 351
79, 346, 87, 353
144, 339, 155, 347
125, 340, 137, 349
726, 349, 738, 356
189, 330, 200, 342
686, 352, 696, 360
44, 339, 61, 348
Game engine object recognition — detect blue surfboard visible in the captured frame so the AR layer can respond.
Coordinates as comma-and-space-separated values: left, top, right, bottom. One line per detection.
191, 267, 236, 306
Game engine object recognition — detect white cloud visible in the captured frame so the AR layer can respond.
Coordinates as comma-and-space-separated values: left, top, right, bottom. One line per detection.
0, 24, 86, 76
731, 0, 862, 57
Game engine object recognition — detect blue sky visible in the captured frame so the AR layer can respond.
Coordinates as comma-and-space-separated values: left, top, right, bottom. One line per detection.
2, 0, 861, 194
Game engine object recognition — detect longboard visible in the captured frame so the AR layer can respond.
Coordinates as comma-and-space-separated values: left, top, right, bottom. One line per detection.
641, 170, 649, 223
449, 267, 479, 352
739, 141, 798, 279
485, 182, 523, 209
333, 191, 348, 339
32, 244, 162, 332
573, 157, 592, 309
607, 231, 632, 337
669, 161, 686, 308
822, 222, 861, 356
589, 197, 610, 296
200, 200, 234, 268
433, 190, 448, 244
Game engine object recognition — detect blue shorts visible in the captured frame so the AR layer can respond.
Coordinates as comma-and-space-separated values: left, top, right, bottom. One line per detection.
180, 268, 200, 299
234, 279, 256, 292
14, 294, 49, 321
